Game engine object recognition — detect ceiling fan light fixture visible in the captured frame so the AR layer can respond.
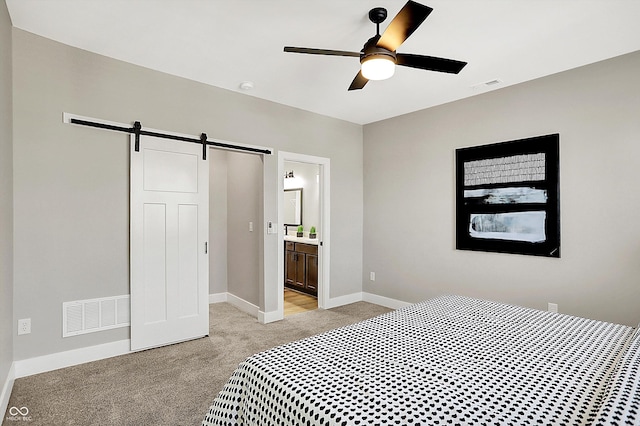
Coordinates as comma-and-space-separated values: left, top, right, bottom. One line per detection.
283, 2, 465, 91
361, 55, 396, 81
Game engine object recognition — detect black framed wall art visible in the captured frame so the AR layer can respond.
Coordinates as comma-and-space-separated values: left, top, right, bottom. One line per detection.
455, 134, 560, 258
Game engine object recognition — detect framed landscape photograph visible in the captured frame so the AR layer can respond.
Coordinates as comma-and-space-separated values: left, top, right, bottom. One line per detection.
455, 134, 560, 258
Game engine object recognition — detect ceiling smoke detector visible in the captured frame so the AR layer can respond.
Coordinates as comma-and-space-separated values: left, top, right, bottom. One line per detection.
239, 81, 254, 91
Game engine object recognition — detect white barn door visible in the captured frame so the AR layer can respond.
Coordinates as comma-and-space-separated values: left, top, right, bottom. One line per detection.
130, 134, 209, 351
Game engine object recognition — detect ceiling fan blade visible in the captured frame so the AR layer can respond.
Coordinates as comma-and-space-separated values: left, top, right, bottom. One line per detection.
348, 71, 369, 91
377, 1, 433, 52
396, 53, 467, 74
284, 47, 360, 57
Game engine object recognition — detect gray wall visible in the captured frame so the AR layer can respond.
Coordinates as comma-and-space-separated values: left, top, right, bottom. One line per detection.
363, 51, 640, 326
0, 0, 13, 390
209, 149, 228, 296
12, 29, 362, 360
227, 151, 262, 306
209, 149, 262, 306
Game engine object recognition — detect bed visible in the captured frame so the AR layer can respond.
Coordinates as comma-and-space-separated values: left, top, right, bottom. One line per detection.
202, 295, 639, 425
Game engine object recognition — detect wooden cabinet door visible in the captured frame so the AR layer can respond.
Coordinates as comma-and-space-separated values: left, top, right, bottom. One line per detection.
285, 249, 296, 287
293, 252, 306, 289
285, 249, 305, 290
284, 242, 318, 296
306, 254, 318, 292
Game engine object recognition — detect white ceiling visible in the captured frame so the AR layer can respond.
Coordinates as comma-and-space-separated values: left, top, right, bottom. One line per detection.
6, 0, 640, 125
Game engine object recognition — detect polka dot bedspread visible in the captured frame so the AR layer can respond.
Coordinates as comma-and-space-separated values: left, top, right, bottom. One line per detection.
202, 295, 639, 426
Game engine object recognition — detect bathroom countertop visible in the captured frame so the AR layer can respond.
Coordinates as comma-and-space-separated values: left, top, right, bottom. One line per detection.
284, 235, 319, 245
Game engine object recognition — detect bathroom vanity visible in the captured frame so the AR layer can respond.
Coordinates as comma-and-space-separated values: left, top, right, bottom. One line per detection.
284, 237, 318, 297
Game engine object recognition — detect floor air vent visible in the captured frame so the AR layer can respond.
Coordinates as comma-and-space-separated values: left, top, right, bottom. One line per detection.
63, 295, 130, 337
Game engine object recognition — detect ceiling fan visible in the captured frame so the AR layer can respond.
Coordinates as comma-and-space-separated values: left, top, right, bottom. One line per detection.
284, 1, 467, 91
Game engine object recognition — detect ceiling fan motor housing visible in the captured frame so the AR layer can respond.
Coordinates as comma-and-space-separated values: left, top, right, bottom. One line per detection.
361, 36, 397, 64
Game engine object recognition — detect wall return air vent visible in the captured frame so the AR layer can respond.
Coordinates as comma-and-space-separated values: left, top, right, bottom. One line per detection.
63, 295, 130, 337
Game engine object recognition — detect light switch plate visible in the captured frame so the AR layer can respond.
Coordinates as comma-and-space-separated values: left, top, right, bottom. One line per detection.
267, 221, 277, 234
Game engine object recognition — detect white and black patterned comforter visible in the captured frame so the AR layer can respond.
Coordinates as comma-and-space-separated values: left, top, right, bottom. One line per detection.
202, 295, 639, 426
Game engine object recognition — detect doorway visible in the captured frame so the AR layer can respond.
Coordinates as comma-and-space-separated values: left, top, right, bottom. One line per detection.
277, 152, 330, 319
207, 147, 330, 323
283, 160, 320, 316
209, 148, 263, 313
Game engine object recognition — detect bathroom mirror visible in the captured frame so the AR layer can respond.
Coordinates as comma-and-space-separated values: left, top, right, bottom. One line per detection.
283, 188, 302, 226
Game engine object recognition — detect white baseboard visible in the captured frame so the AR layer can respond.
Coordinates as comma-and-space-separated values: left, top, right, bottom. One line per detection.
324, 292, 363, 309
362, 292, 411, 310
210, 292, 259, 319
209, 292, 227, 304
258, 291, 401, 322
225, 293, 259, 318
258, 310, 283, 324
0, 362, 15, 419
14, 339, 131, 379
319, 292, 410, 311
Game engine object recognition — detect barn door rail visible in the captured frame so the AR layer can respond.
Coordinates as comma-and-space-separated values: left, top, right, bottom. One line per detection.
65, 113, 272, 159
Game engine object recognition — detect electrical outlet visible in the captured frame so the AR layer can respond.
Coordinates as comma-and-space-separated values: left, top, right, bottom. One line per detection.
370, 272, 375, 281
548, 303, 558, 313
18, 318, 31, 335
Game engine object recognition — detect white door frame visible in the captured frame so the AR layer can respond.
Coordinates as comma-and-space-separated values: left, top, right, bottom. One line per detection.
276, 152, 330, 317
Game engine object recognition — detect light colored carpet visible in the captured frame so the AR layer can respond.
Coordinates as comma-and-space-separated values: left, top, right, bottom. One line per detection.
3, 301, 392, 426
